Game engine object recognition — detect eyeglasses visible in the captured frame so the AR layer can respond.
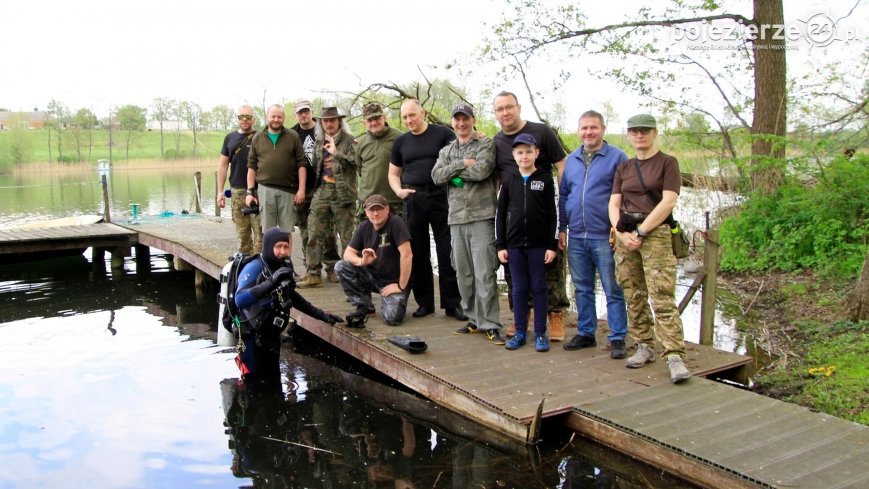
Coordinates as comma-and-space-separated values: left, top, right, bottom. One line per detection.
494, 104, 517, 114
627, 127, 653, 135
237, 115, 254, 121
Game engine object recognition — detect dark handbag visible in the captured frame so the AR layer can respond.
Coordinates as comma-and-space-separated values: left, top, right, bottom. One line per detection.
630, 159, 691, 259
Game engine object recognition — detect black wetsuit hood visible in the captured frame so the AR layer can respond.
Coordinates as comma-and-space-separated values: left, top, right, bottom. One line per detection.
260, 227, 290, 272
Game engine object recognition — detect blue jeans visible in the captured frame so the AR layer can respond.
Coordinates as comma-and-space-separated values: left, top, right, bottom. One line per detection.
567, 237, 627, 342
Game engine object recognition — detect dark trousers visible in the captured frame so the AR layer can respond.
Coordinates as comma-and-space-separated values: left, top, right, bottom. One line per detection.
405, 185, 461, 310
507, 247, 549, 337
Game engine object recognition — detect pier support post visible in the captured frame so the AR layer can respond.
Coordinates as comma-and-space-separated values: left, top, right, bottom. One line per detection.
699, 229, 719, 346
134, 244, 151, 273
173, 256, 192, 271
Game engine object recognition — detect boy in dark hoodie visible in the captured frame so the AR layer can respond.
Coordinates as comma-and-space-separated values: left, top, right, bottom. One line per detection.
495, 134, 559, 352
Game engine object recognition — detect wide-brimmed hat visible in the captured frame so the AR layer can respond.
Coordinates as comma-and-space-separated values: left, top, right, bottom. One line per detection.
319, 107, 345, 119
626, 114, 657, 129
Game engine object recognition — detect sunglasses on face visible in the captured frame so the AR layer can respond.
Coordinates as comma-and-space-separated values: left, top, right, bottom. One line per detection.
237, 115, 254, 121
628, 128, 653, 135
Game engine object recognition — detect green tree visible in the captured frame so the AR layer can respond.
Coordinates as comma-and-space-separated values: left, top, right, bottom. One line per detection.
70, 108, 97, 162
151, 97, 173, 158
179, 101, 202, 156
116, 104, 147, 160
479, 0, 787, 193
209, 104, 235, 132
46, 99, 69, 162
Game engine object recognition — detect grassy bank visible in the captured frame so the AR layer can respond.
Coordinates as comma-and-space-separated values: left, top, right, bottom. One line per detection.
723, 271, 868, 425
0, 128, 226, 171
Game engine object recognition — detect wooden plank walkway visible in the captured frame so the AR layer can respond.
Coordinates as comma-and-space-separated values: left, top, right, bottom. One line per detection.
5, 215, 867, 488
0, 222, 137, 258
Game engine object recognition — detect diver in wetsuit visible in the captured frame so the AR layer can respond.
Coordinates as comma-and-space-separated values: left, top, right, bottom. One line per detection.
235, 226, 343, 380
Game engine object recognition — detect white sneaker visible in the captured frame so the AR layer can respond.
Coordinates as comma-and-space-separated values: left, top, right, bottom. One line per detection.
625, 343, 656, 368
667, 355, 692, 384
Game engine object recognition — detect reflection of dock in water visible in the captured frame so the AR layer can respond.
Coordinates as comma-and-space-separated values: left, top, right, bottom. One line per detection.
4, 214, 867, 488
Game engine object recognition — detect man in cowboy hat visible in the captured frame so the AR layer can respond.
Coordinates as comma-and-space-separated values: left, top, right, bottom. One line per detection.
291, 99, 340, 281
297, 107, 359, 288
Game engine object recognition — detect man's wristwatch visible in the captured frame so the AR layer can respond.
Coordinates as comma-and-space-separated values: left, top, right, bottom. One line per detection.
636, 227, 647, 238
245, 188, 257, 196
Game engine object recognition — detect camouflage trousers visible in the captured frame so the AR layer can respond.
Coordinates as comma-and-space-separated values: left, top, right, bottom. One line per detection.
614, 225, 685, 358
230, 187, 262, 254
295, 198, 339, 270
504, 247, 570, 312
305, 185, 355, 274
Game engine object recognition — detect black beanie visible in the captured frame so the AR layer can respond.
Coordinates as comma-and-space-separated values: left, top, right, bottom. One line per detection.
261, 227, 290, 270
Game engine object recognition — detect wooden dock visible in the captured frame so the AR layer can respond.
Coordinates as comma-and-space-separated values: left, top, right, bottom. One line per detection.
3, 214, 867, 488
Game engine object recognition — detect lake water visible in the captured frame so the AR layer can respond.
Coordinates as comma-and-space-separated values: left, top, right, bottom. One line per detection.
0, 166, 721, 488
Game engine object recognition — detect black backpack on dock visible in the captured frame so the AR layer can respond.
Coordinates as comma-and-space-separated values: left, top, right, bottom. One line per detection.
219, 252, 258, 333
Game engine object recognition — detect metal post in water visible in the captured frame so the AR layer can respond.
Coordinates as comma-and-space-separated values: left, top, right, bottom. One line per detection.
101, 174, 111, 223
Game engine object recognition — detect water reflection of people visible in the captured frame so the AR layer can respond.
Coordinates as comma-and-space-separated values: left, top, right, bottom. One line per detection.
559, 454, 615, 488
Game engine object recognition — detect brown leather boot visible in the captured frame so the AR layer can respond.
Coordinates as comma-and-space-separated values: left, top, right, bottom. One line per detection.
506, 311, 532, 338
297, 273, 323, 288
548, 311, 565, 342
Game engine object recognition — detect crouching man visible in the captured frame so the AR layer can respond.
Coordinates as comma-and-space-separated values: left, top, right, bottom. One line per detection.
334, 194, 412, 326
235, 227, 343, 381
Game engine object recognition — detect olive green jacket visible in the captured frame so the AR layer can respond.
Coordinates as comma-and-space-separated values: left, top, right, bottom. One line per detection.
431, 135, 497, 225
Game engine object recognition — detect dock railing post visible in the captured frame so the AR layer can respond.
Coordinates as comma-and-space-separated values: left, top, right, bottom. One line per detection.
699, 229, 719, 346
101, 174, 111, 223
214, 171, 220, 217
193, 171, 202, 214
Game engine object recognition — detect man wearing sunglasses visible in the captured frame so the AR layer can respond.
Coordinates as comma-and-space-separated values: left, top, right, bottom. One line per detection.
217, 105, 262, 254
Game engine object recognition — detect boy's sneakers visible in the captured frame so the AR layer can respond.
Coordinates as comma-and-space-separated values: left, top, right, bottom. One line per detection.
535, 335, 550, 352
610, 340, 627, 359
625, 343, 656, 368
564, 334, 596, 351
485, 329, 506, 345
667, 355, 692, 383
505, 333, 526, 350
454, 323, 478, 335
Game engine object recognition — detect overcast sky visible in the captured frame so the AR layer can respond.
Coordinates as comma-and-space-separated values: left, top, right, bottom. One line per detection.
1, 0, 864, 129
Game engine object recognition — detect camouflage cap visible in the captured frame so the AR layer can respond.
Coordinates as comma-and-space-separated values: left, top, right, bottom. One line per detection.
362, 102, 384, 120
626, 113, 657, 129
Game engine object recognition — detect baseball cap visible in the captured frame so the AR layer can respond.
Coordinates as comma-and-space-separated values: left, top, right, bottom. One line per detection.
511, 133, 538, 148
626, 114, 657, 129
294, 100, 313, 113
362, 103, 384, 120
451, 104, 475, 118
363, 194, 388, 209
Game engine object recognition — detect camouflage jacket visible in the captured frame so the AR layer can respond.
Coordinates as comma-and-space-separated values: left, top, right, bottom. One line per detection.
310, 129, 358, 204
431, 135, 497, 225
